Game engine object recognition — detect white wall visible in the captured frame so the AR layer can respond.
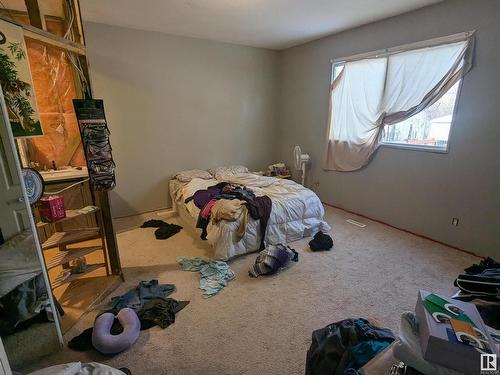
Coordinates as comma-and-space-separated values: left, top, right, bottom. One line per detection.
277, 0, 500, 257
84, 22, 280, 217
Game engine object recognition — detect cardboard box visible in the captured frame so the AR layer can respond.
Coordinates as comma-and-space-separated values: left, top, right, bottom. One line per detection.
39, 195, 66, 223
415, 290, 499, 375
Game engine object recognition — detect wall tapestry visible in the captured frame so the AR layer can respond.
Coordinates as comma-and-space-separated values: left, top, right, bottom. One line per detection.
0, 19, 43, 138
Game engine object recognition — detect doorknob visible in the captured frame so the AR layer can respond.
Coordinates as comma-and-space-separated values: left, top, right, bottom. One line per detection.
7, 196, 24, 204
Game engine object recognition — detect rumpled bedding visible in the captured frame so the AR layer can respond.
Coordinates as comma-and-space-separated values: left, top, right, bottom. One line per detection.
0, 230, 43, 298
0, 230, 54, 335
170, 173, 331, 260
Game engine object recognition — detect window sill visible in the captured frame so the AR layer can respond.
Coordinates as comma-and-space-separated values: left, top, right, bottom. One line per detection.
380, 142, 449, 154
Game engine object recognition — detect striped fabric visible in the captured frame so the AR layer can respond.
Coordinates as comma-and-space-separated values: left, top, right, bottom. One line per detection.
248, 244, 298, 277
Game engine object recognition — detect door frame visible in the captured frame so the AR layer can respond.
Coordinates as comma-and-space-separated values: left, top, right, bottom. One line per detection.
0, 337, 12, 375
0, 85, 64, 347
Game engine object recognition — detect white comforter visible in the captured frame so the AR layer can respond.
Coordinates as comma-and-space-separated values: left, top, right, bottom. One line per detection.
173, 173, 331, 260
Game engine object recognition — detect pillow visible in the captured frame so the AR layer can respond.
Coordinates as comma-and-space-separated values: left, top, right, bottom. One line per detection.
92, 308, 140, 354
174, 169, 212, 183
208, 165, 249, 179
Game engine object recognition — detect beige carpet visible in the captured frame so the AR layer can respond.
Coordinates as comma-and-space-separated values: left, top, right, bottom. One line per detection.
23, 206, 479, 374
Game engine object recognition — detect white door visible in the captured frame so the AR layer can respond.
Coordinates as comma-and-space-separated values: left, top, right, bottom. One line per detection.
0, 88, 29, 241
0, 86, 63, 349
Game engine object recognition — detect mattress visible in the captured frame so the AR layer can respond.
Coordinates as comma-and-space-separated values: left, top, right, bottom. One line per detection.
169, 173, 331, 260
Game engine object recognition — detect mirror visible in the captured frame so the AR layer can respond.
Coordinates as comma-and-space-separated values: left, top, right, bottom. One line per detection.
0, 86, 62, 371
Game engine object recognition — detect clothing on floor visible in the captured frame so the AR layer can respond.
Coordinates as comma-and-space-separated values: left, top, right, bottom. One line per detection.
211, 199, 248, 240
464, 257, 500, 275
454, 269, 500, 300
69, 282, 188, 352
249, 244, 298, 278
141, 220, 182, 240
69, 299, 188, 351
69, 322, 123, 351
305, 318, 395, 375
245, 195, 272, 250
454, 257, 500, 300
140, 219, 167, 228
68, 327, 92, 350
349, 340, 390, 369
309, 231, 334, 251
138, 298, 190, 329
0, 274, 55, 336
176, 256, 235, 297
109, 280, 176, 313
393, 312, 462, 375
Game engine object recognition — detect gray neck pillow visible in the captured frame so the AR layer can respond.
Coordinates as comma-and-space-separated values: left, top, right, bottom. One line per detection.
92, 308, 140, 354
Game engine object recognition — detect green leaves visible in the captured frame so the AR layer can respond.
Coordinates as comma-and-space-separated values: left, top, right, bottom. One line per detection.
0, 45, 36, 131
7, 42, 26, 61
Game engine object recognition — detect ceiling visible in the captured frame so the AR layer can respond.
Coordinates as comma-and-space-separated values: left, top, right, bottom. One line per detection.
80, 0, 442, 50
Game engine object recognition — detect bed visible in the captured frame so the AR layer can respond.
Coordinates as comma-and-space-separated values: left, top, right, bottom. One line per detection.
169, 172, 331, 260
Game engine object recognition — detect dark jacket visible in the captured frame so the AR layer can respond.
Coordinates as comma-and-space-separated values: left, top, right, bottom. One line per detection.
305, 318, 395, 375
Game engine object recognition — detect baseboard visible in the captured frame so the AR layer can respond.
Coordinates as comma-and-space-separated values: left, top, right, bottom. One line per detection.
112, 205, 172, 219
323, 202, 483, 259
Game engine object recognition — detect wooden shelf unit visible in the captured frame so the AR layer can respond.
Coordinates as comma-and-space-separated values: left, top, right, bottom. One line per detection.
39, 205, 110, 289
41, 229, 100, 250
51, 263, 107, 289
45, 246, 103, 270
37, 206, 99, 228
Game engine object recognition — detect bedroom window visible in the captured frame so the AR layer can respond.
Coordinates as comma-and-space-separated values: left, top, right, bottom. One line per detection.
382, 81, 460, 152
380, 80, 460, 151
333, 65, 461, 152
325, 31, 474, 171
333, 64, 462, 152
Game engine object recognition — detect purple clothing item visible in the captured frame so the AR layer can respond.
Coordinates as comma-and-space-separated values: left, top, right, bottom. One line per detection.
248, 244, 298, 277
246, 195, 272, 250
185, 183, 227, 209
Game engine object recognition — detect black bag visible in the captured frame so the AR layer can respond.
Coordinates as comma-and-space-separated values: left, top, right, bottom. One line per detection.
454, 269, 500, 298
309, 231, 333, 251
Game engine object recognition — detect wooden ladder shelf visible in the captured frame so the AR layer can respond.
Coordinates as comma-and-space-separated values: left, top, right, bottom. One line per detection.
38, 205, 110, 289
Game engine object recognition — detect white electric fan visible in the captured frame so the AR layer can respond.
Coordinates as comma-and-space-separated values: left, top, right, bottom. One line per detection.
293, 145, 310, 186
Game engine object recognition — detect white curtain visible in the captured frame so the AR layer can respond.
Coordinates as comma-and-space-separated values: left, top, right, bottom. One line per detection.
324, 34, 475, 171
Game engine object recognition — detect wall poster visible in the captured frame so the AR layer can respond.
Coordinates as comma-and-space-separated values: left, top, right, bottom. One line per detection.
0, 19, 43, 138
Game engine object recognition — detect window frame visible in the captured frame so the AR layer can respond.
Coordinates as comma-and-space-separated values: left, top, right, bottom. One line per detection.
329, 32, 471, 154
379, 77, 464, 154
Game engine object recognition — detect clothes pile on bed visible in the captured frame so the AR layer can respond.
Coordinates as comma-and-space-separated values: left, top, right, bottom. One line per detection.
170, 166, 331, 260
185, 181, 272, 250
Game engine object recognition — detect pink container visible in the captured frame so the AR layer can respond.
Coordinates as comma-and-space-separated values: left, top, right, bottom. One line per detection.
39, 195, 66, 223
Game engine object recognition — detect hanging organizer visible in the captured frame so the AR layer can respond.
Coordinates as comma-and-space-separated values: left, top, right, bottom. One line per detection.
73, 99, 116, 191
